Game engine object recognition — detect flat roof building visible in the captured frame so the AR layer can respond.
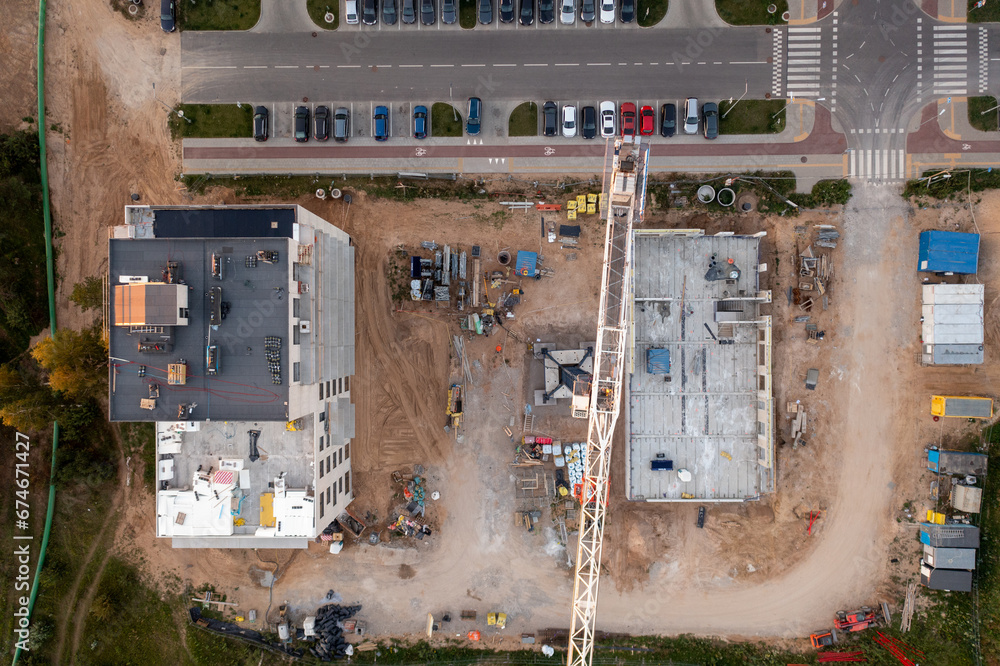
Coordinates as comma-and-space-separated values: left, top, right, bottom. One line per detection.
921, 284, 984, 365
920, 523, 980, 549
923, 545, 976, 570
624, 231, 774, 502
109, 205, 355, 548
918, 230, 979, 274
927, 449, 988, 477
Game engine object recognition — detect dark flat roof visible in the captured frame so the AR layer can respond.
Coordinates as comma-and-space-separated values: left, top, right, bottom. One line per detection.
151, 207, 295, 239
109, 237, 290, 422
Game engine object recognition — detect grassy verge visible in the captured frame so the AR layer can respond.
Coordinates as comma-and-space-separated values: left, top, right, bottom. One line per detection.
978, 425, 1000, 660
715, 0, 787, 25
718, 99, 785, 134
647, 171, 850, 215
968, 96, 999, 132
178, 0, 261, 30
110, 0, 146, 20
431, 103, 463, 137
168, 104, 254, 140
636, 0, 667, 26
459, 0, 477, 27
306, 0, 339, 29
904, 168, 1000, 199
968, 0, 1000, 22
508, 102, 538, 136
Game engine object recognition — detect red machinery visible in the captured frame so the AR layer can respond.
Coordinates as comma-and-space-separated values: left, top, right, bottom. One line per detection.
834, 607, 877, 633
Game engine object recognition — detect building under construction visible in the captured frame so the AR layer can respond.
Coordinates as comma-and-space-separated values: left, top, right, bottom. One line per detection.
624, 230, 774, 502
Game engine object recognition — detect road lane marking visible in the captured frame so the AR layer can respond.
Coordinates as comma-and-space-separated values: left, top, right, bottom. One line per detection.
399, 64, 424, 67
337, 65, 361, 68
493, 63, 517, 67
243, 66, 268, 69
275, 66, 300, 69
731, 61, 766, 64
525, 63, 548, 66
461, 64, 487, 67
185, 66, 238, 69
430, 64, 454, 67
556, 63, 579, 66
587, 62, 611, 66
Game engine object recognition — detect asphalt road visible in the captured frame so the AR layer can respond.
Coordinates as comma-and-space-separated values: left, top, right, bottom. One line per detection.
181, 27, 773, 103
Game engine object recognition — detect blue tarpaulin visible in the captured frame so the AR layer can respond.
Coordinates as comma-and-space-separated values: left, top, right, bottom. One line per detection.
516, 251, 538, 277
918, 230, 980, 274
646, 348, 670, 374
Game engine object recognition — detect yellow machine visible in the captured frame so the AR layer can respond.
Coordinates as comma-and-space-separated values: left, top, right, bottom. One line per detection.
447, 384, 463, 428
930, 395, 993, 418
487, 612, 507, 629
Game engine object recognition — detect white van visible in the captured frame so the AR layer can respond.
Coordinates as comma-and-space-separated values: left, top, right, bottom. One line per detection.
345, 0, 360, 24
683, 97, 699, 135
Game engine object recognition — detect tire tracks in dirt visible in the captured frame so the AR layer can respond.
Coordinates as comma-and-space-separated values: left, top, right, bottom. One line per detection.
52, 422, 127, 665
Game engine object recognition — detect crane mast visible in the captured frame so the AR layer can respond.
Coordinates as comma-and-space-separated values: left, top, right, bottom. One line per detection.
566, 138, 649, 666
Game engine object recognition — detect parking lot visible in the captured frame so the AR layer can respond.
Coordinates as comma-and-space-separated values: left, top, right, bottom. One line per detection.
258, 98, 720, 142
341, 0, 646, 30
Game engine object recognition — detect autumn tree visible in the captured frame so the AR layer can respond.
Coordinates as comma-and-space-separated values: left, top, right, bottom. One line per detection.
30, 328, 107, 400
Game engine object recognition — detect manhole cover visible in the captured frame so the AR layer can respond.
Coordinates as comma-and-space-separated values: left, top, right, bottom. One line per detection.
801, 156, 808, 163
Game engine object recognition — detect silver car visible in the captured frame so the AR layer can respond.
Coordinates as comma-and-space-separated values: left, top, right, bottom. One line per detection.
559, 0, 574, 23
599, 100, 615, 137
683, 97, 699, 134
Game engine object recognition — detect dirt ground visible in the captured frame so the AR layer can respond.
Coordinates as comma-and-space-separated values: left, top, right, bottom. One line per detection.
5, 0, 1000, 652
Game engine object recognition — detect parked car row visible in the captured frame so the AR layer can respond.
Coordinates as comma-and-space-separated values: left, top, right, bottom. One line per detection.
344, 0, 635, 25
252, 98, 483, 142
542, 99, 718, 140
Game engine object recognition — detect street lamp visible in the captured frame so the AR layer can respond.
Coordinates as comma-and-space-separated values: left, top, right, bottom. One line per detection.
918, 107, 947, 128
722, 80, 749, 119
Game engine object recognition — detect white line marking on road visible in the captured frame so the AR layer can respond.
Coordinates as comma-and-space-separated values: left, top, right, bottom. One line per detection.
337, 65, 361, 68
243, 66, 268, 69
556, 63, 580, 66
934, 65, 967, 70
730, 61, 766, 64
375, 64, 392, 68
275, 66, 299, 69
525, 63, 548, 67
936, 49, 968, 55
936, 57, 968, 62
399, 64, 423, 68
430, 64, 454, 67
185, 65, 238, 69
493, 63, 517, 67
588, 62, 611, 66
461, 64, 486, 67
788, 59, 821, 65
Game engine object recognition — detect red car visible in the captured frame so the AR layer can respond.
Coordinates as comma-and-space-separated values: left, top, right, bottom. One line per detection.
639, 105, 655, 135
620, 102, 636, 141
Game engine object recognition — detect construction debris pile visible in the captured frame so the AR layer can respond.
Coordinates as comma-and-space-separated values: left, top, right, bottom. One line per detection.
790, 225, 839, 318
307, 604, 363, 662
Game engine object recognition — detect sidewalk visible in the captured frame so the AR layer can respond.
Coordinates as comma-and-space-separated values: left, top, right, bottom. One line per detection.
925, 0, 967, 22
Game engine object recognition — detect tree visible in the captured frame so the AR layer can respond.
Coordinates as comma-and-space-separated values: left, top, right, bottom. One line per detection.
0, 364, 54, 432
31, 329, 107, 400
71, 276, 104, 312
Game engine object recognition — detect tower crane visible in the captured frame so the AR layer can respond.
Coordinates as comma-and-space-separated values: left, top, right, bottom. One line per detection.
566, 137, 649, 666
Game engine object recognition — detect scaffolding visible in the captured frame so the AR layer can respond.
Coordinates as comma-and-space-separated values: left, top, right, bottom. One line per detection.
566, 139, 648, 666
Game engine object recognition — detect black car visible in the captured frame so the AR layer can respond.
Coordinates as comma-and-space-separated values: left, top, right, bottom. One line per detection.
466, 97, 482, 136
619, 0, 633, 22
294, 106, 310, 143
420, 0, 436, 24
519, 0, 533, 24
478, 0, 492, 23
580, 0, 594, 21
314, 106, 330, 141
538, 0, 554, 22
442, 0, 456, 22
333, 107, 350, 142
402, 0, 416, 22
581, 105, 597, 139
160, 0, 176, 32
543, 101, 557, 137
363, 0, 378, 24
382, 0, 397, 22
696, 506, 706, 528
253, 106, 268, 142
499, 0, 515, 21
702, 102, 719, 139
659, 103, 676, 137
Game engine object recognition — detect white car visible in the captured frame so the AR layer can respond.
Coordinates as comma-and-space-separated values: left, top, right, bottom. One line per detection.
683, 97, 699, 135
599, 101, 616, 137
559, 0, 575, 23
599, 0, 614, 23
562, 105, 577, 138
345, 0, 360, 23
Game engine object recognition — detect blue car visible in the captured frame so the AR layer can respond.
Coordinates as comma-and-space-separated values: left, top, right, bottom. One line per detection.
466, 97, 481, 136
373, 105, 389, 141
413, 106, 428, 139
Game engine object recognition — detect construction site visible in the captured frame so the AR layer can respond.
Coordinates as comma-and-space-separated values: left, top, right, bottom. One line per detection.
65, 136, 997, 665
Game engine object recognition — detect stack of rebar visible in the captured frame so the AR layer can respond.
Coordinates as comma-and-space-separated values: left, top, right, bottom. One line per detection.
818, 652, 866, 663
873, 632, 924, 666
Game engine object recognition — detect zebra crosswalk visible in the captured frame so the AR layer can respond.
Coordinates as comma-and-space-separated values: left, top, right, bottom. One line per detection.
785, 26, 823, 98
847, 149, 908, 183
932, 25, 970, 96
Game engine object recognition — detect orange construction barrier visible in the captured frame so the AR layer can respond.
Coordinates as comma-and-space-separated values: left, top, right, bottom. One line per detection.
468, 631, 481, 641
